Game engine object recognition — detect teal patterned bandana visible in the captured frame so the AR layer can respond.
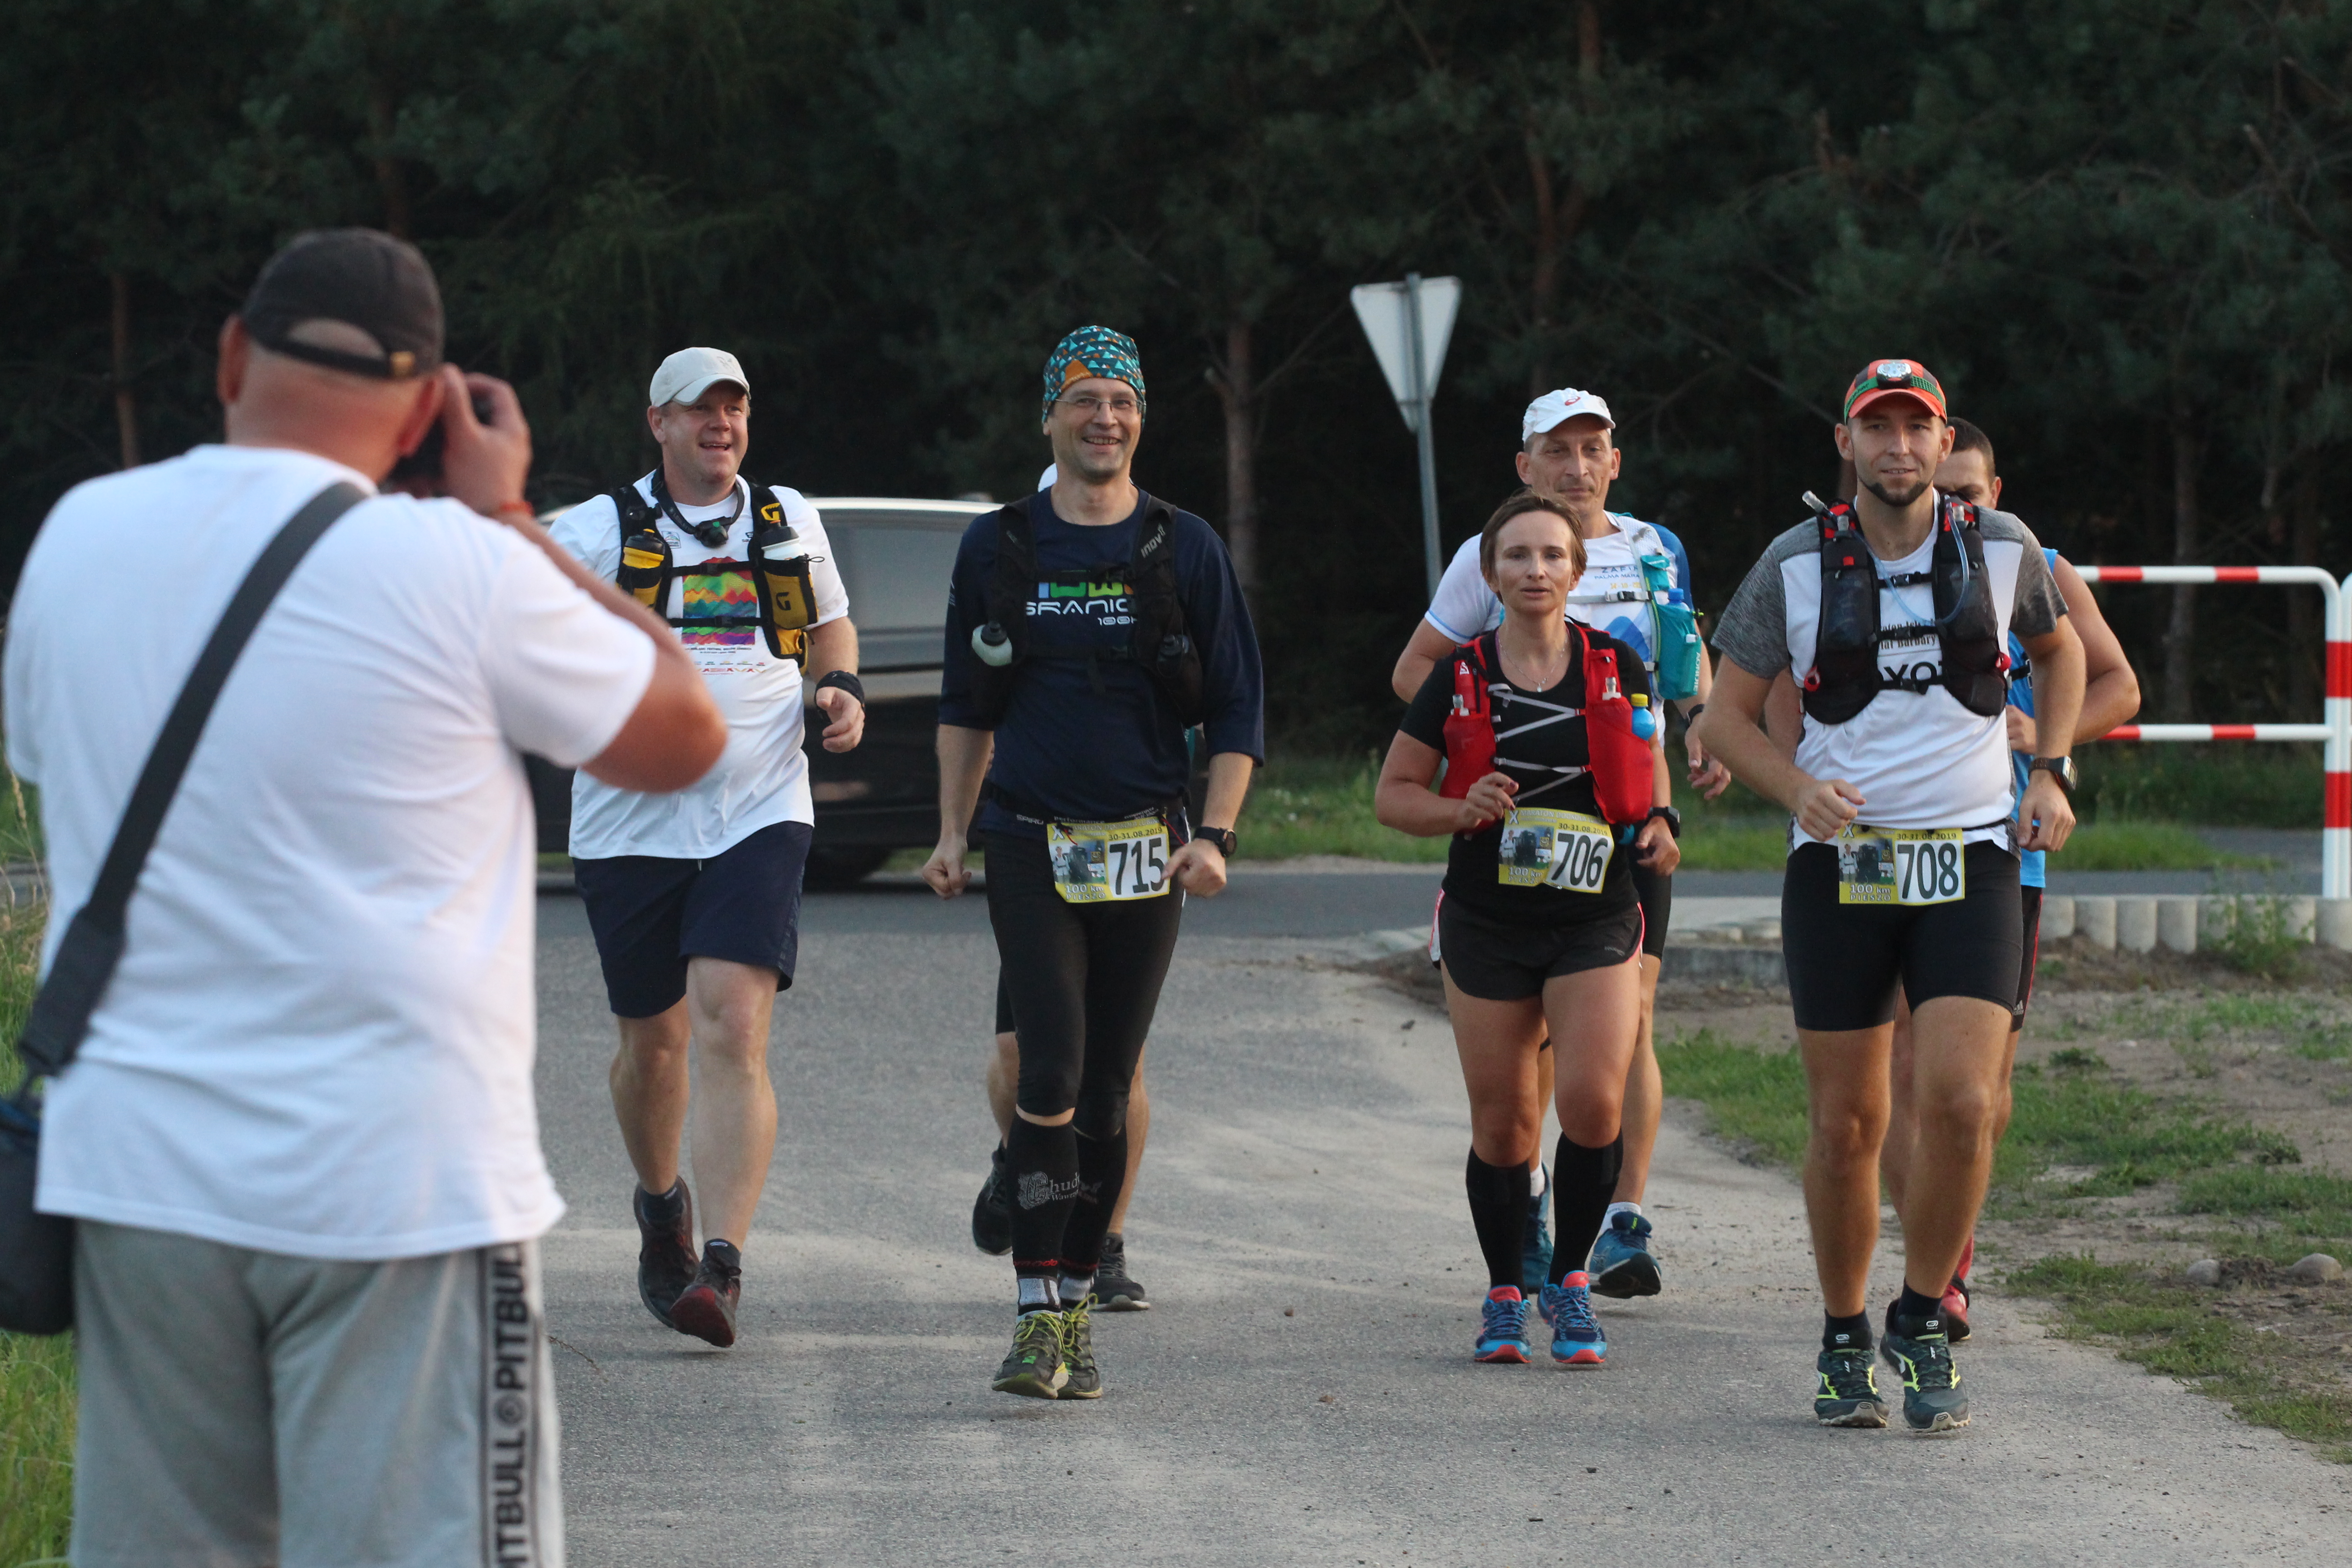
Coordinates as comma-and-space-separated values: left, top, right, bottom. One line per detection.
1041, 325, 1146, 418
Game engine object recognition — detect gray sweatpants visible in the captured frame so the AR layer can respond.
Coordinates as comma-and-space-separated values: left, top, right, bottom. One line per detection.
71, 1220, 563, 1568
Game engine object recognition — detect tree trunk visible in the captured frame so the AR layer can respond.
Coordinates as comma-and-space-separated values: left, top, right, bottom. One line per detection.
1523, 5, 1602, 396
1210, 318, 1258, 596
2161, 407, 2204, 720
369, 80, 412, 238
2289, 468, 2321, 716
110, 270, 139, 470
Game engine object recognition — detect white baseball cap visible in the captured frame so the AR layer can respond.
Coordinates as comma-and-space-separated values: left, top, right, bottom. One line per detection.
1037, 464, 1059, 490
1521, 387, 1616, 442
649, 346, 749, 408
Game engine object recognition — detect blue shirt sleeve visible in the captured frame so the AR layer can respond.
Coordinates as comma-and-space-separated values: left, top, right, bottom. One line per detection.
936, 512, 996, 729
1180, 516, 1268, 763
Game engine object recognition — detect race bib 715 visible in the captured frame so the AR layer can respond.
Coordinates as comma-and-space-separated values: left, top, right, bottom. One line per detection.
1047, 818, 1171, 903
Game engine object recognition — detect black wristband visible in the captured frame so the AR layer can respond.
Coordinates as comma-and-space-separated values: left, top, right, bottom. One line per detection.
1647, 805, 1682, 838
814, 670, 865, 705
1682, 702, 1707, 724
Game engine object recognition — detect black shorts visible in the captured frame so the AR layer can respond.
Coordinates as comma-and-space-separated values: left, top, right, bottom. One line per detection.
1780, 840, 2022, 1032
573, 819, 813, 1019
2014, 886, 2043, 1031
1438, 896, 1644, 1003
995, 970, 1014, 1035
1633, 861, 1671, 960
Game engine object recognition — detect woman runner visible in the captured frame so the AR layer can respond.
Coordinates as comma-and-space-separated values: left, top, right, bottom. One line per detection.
1375, 494, 1677, 1366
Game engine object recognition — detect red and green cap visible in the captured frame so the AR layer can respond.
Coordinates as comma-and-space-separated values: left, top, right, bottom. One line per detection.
1842, 358, 1946, 421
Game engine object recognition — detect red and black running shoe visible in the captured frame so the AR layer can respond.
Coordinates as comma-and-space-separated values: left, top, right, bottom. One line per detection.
633, 1180, 698, 1330
670, 1241, 742, 1348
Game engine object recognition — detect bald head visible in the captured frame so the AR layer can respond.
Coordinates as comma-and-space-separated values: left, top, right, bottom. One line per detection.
217, 315, 445, 480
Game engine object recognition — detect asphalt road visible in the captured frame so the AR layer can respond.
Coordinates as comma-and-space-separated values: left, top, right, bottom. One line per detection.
533, 884, 2352, 1565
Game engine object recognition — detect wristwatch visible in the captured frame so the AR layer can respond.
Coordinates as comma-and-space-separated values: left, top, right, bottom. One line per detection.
1198, 826, 1238, 858
1646, 806, 1683, 838
2029, 756, 2078, 794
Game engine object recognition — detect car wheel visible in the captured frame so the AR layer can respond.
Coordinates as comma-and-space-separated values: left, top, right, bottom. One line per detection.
803, 845, 892, 890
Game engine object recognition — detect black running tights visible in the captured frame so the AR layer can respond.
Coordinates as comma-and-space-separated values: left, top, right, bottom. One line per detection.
985, 831, 1184, 1274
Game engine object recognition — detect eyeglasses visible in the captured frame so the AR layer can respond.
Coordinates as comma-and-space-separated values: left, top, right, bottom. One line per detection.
1056, 394, 1142, 417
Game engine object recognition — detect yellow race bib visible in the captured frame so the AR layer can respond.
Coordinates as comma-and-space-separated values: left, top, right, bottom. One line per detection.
1835, 826, 1965, 906
1498, 807, 1614, 894
1047, 818, 1171, 903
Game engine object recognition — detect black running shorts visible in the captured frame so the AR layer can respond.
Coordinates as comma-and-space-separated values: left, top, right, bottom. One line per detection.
1780, 840, 2023, 1032
2012, 886, 2043, 1032
1439, 895, 1644, 1003
573, 819, 813, 1019
1633, 861, 1671, 960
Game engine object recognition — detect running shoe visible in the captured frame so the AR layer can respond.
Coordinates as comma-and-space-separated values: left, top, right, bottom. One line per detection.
1586, 1210, 1662, 1299
1814, 1347, 1890, 1427
971, 1144, 1014, 1255
632, 1179, 697, 1330
1474, 1286, 1532, 1364
1096, 1232, 1149, 1311
1520, 1175, 1554, 1296
991, 1309, 1070, 1399
1537, 1273, 1607, 1367
1881, 1320, 1968, 1432
1058, 1298, 1102, 1399
668, 1242, 741, 1348
1941, 1277, 1972, 1344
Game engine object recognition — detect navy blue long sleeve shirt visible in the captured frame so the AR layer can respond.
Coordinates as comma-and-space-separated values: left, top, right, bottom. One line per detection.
938, 489, 1265, 839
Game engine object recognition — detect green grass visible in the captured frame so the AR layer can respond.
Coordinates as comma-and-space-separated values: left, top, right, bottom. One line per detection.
2076, 743, 2323, 829
1652, 1029, 1811, 1163
2005, 1255, 2352, 1461
0, 891, 72, 1568
1233, 753, 2283, 867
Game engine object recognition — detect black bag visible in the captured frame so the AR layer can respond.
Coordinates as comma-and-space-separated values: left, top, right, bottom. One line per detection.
0, 481, 364, 1334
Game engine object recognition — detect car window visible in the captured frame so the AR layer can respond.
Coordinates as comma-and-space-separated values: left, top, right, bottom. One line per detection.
827, 517, 964, 632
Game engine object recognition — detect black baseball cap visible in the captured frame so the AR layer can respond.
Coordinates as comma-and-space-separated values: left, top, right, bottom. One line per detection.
240, 228, 444, 380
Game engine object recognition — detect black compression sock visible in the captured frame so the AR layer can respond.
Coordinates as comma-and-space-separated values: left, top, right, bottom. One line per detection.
1547, 1132, 1623, 1287
1006, 1117, 1079, 1310
1823, 1311, 1871, 1353
1463, 1150, 1531, 1291
1058, 1125, 1129, 1277
1890, 1284, 1946, 1336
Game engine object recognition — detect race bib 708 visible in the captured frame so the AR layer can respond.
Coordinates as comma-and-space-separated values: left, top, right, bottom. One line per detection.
1835, 826, 1965, 906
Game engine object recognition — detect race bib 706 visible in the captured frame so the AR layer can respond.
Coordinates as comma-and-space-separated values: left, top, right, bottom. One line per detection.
1499, 807, 1614, 894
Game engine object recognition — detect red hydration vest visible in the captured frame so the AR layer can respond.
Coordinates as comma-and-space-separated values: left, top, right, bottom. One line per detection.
1438, 625, 1651, 826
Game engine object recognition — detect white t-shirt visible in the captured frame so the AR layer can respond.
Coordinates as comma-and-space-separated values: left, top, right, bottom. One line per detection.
547, 474, 849, 860
1423, 513, 1690, 668
5, 444, 655, 1260
1709, 500, 2066, 840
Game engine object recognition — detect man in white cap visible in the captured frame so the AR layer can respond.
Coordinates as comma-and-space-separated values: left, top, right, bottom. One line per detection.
1388, 387, 1726, 1306
547, 347, 864, 1348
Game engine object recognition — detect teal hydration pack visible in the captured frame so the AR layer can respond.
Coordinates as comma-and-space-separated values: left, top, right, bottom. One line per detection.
1564, 516, 1700, 702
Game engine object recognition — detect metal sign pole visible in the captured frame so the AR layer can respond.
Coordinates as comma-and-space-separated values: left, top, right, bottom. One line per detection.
1404, 273, 1441, 600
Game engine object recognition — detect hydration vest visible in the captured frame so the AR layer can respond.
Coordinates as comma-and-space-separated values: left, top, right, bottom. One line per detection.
610, 473, 818, 666
1801, 491, 2006, 725
1561, 515, 1703, 701
1437, 625, 1651, 826
965, 491, 1206, 728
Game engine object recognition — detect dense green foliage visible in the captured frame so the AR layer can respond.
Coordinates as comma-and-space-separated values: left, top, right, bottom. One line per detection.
10, 2, 2352, 745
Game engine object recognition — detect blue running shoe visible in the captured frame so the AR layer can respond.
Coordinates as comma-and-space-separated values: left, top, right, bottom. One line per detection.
1587, 1210, 1661, 1299
1538, 1272, 1608, 1367
1520, 1171, 1554, 1296
1474, 1286, 1532, 1364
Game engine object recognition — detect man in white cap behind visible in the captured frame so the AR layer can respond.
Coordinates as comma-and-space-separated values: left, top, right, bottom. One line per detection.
1388, 387, 1727, 1308
547, 347, 865, 1348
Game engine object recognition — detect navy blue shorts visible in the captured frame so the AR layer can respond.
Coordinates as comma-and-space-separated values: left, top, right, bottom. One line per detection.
573, 820, 813, 1019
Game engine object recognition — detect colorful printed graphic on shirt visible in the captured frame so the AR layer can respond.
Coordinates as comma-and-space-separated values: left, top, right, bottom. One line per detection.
680, 568, 759, 646
1028, 578, 1136, 626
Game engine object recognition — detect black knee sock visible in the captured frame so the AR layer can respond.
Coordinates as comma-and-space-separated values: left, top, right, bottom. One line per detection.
1058, 1125, 1129, 1288
1548, 1132, 1623, 1287
1464, 1150, 1531, 1292
1006, 1117, 1078, 1313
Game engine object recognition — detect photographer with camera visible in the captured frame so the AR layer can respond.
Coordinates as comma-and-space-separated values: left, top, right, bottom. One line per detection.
5, 229, 723, 1566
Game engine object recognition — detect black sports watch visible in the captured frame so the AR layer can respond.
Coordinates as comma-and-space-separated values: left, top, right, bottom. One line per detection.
1197, 826, 1238, 858
2029, 757, 2078, 794
1646, 806, 1682, 838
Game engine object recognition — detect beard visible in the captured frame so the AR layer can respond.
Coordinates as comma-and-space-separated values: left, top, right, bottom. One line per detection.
1861, 473, 1931, 510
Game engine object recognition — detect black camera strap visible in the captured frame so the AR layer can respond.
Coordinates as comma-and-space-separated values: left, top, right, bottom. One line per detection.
12, 480, 367, 1082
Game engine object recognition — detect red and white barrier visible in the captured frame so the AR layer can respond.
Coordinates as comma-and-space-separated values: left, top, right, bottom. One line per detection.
2073, 564, 2347, 898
